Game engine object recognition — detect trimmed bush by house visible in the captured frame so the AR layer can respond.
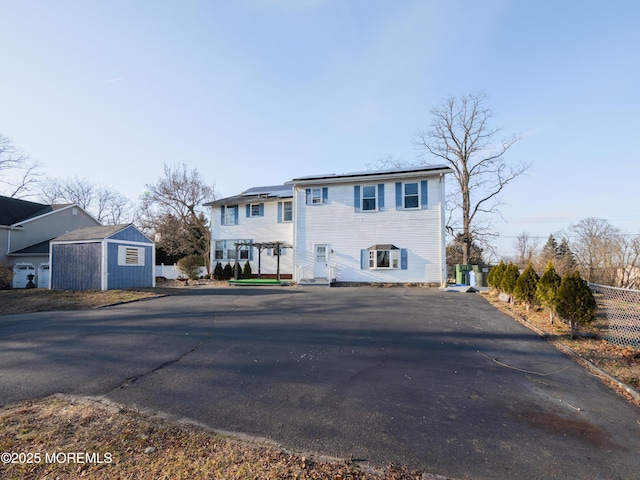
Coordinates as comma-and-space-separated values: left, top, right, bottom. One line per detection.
177, 254, 205, 280
223, 262, 233, 280
242, 261, 252, 279
213, 262, 224, 280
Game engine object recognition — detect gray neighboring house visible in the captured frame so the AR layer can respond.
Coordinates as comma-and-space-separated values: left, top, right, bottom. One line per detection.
50, 224, 155, 291
0, 195, 100, 288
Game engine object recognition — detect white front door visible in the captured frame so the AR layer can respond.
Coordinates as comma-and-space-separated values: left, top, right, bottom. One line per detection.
314, 244, 327, 278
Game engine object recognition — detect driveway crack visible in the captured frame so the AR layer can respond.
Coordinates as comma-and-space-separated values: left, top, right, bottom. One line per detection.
115, 320, 216, 390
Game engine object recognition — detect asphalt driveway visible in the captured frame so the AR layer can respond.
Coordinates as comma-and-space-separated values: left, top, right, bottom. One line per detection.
1, 286, 639, 479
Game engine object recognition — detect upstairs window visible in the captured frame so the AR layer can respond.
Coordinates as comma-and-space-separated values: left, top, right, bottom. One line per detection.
283, 201, 293, 221
246, 203, 264, 217
395, 181, 428, 210
221, 205, 239, 225
305, 188, 329, 205
354, 184, 385, 212
362, 186, 377, 211
404, 182, 419, 209
277, 201, 293, 222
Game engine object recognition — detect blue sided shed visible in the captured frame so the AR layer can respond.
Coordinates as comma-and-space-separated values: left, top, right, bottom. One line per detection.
50, 224, 155, 291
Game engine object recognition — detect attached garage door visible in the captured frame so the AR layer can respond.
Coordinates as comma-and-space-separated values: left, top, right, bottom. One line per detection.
38, 264, 50, 289
13, 263, 35, 289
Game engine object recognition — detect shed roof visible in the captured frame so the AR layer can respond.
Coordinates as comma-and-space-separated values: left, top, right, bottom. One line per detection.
52, 224, 136, 242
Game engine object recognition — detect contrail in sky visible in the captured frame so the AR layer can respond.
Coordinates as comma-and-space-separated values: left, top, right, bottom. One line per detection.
103, 77, 123, 84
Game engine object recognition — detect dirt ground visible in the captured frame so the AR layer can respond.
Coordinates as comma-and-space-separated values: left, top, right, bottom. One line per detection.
1, 285, 638, 479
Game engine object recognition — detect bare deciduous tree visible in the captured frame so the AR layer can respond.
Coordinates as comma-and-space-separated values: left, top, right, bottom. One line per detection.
570, 217, 623, 285
0, 133, 42, 198
414, 92, 528, 264
138, 163, 216, 268
38, 176, 133, 224
514, 232, 539, 268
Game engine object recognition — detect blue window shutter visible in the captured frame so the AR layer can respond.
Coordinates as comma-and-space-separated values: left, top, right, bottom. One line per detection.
233, 206, 238, 224
220, 206, 225, 225
354, 185, 361, 212
400, 249, 408, 270
378, 184, 385, 210
246, 204, 250, 217
259, 204, 264, 216
360, 249, 368, 269
277, 202, 282, 223
322, 187, 328, 203
305, 188, 311, 205
421, 180, 428, 209
395, 182, 402, 210
249, 242, 254, 261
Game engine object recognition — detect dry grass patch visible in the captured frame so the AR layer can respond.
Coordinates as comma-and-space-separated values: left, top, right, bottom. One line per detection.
0, 396, 424, 480
482, 291, 640, 402
0, 289, 162, 316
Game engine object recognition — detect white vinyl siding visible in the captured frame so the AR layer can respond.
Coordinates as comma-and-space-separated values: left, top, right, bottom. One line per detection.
294, 178, 444, 283
211, 200, 294, 276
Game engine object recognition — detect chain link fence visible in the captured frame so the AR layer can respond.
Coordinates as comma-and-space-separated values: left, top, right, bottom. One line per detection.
591, 283, 640, 350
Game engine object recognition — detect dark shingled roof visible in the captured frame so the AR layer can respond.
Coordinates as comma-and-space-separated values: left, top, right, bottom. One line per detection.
0, 195, 52, 226
8, 239, 53, 256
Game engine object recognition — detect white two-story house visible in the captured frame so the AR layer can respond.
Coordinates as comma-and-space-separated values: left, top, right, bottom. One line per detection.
287, 165, 452, 285
206, 166, 452, 285
205, 185, 294, 279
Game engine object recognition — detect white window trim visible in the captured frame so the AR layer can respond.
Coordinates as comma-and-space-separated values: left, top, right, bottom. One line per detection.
368, 249, 399, 269
117, 245, 145, 266
283, 201, 293, 222
250, 204, 261, 217
311, 188, 323, 204
403, 182, 420, 209
213, 239, 252, 261
361, 185, 378, 212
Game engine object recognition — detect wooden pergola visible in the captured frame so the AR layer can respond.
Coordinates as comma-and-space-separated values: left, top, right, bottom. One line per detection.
233, 241, 292, 281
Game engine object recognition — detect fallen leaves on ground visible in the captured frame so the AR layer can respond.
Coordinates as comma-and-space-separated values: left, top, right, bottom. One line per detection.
0, 289, 162, 316
0, 396, 426, 480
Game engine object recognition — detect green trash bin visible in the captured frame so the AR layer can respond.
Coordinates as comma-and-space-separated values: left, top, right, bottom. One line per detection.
455, 264, 471, 285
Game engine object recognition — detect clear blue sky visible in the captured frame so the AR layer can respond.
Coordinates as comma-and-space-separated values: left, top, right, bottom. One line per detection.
1, 0, 639, 259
